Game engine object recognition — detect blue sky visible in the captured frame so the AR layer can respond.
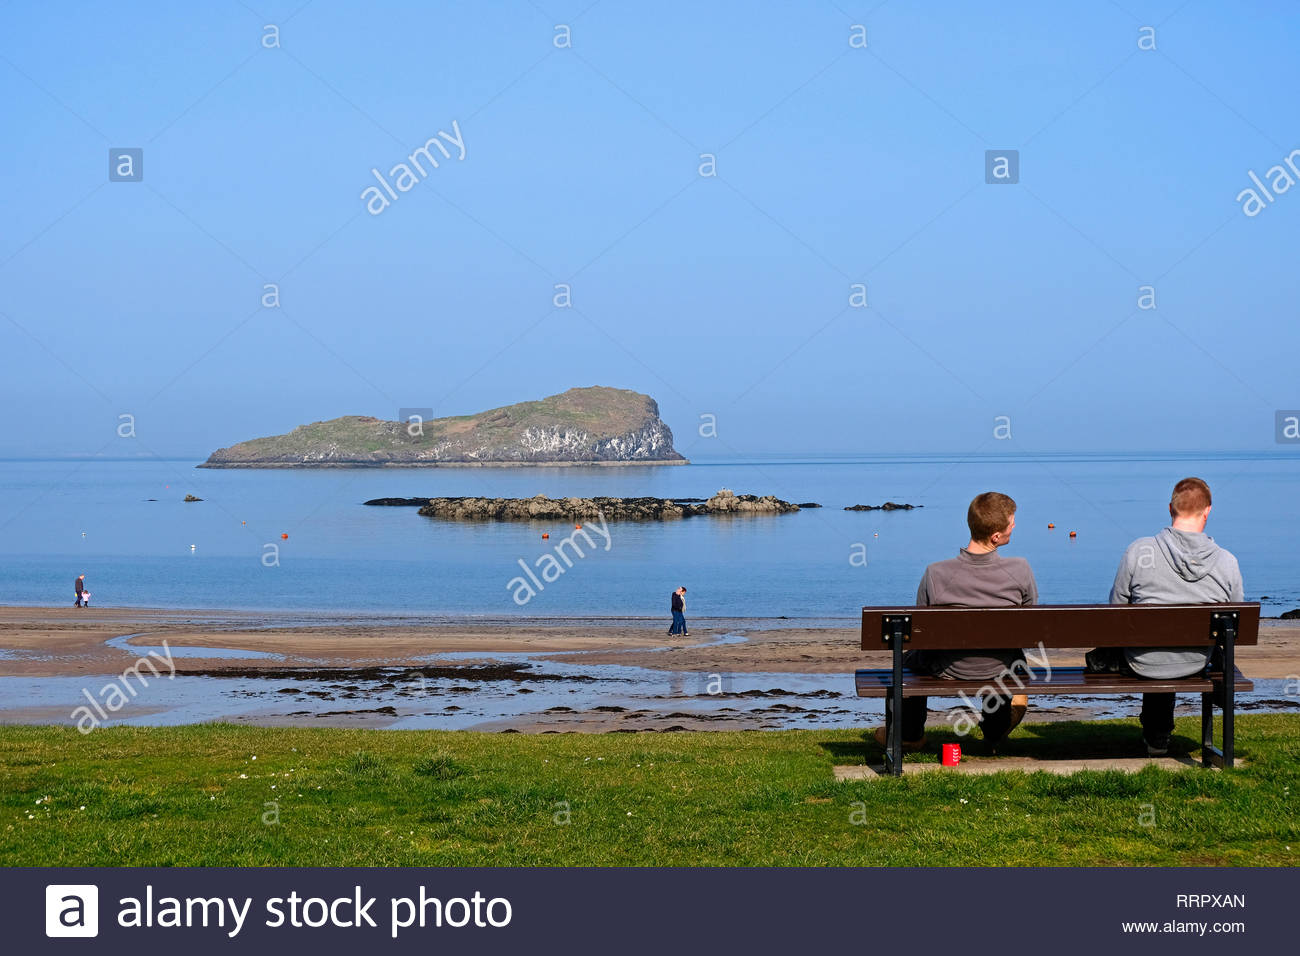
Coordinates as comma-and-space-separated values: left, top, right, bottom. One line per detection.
2, 0, 1297, 459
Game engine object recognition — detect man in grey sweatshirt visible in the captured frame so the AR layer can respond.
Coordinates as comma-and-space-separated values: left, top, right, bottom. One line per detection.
1107, 477, 1244, 755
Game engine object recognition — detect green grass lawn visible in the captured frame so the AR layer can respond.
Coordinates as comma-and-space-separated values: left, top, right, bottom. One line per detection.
2, 716, 1297, 866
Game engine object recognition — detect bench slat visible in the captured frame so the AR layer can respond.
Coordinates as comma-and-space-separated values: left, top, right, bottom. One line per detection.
860, 603, 1260, 651
854, 665, 1254, 698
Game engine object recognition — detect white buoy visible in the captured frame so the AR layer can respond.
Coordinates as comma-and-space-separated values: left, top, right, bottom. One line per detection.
190, 544, 196, 551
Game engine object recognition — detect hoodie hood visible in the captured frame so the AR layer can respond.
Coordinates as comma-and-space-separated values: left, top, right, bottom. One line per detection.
1155, 526, 1221, 583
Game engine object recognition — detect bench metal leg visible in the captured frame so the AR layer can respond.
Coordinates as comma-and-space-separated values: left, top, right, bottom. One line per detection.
886, 643, 904, 777
1201, 692, 1220, 769
1202, 611, 1238, 770
883, 695, 898, 776
879, 614, 910, 777
1223, 624, 1235, 768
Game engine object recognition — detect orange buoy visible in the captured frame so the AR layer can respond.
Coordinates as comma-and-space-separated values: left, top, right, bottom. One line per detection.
1069, 531, 1077, 538
1047, 523, 1055, 529
575, 524, 582, 530
542, 533, 550, 539
280, 532, 289, 539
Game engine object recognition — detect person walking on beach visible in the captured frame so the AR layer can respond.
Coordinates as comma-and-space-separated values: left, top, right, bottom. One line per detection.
74, 574, 86, 608
1092, 477, 1243, 757
668, 586, 688, 636
874, 492, 1036, 754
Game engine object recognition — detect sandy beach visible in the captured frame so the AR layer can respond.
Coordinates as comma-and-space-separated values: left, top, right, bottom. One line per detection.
1, 605, 1299, 677
0, 606, 1296, 732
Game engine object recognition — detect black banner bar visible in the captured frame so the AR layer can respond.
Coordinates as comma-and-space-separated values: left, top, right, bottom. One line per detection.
6, 867, 1291, 953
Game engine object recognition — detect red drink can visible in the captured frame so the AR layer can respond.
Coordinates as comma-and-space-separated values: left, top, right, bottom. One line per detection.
941, 743, 961, 766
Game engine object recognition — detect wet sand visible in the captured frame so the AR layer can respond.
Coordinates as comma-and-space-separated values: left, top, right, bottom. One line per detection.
2, 605, 1298, 677
0, 606, 1296, 732
0, 606, 709, 677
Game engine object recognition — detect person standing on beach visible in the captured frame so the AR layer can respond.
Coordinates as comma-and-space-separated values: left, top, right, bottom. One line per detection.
1096, 477, 1243, 757
668, 586, 688, 636
74, 574, 86, 608
874, 492, 1036, 754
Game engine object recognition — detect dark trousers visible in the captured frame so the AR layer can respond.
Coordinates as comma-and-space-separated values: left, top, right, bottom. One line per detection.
1139, 693, 1176, 738
898, 694, 1013, 741
74, 594, 83, 607
893, 649, 1015, 741
1086, 648, 1180, 740
669, 610, 686, 634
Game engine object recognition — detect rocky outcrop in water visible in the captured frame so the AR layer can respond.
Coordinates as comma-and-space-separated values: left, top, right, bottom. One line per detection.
844, 502, 921, 511
200, 386, 686, 467
367, 488, 803, 521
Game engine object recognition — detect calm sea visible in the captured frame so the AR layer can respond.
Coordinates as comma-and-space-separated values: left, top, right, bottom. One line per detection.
0, 454, 1296, 619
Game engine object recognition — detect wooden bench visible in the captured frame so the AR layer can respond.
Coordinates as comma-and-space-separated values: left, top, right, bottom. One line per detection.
856, 603, 1259, 776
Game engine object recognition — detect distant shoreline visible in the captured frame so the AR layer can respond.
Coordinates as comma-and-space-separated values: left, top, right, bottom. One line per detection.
196, 459, 690, 469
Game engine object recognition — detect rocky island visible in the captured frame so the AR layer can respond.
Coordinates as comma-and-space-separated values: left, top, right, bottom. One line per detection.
365, 488, 806, 521
199, 387, 686, 468
844, 502, 922, 511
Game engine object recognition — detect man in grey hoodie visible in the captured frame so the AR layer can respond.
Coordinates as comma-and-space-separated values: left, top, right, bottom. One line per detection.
1107, 477, 1244, 756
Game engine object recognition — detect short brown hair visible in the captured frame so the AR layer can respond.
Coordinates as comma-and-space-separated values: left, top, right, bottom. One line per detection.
967, 492, 1016, 542
1170, 477, 1211, 516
